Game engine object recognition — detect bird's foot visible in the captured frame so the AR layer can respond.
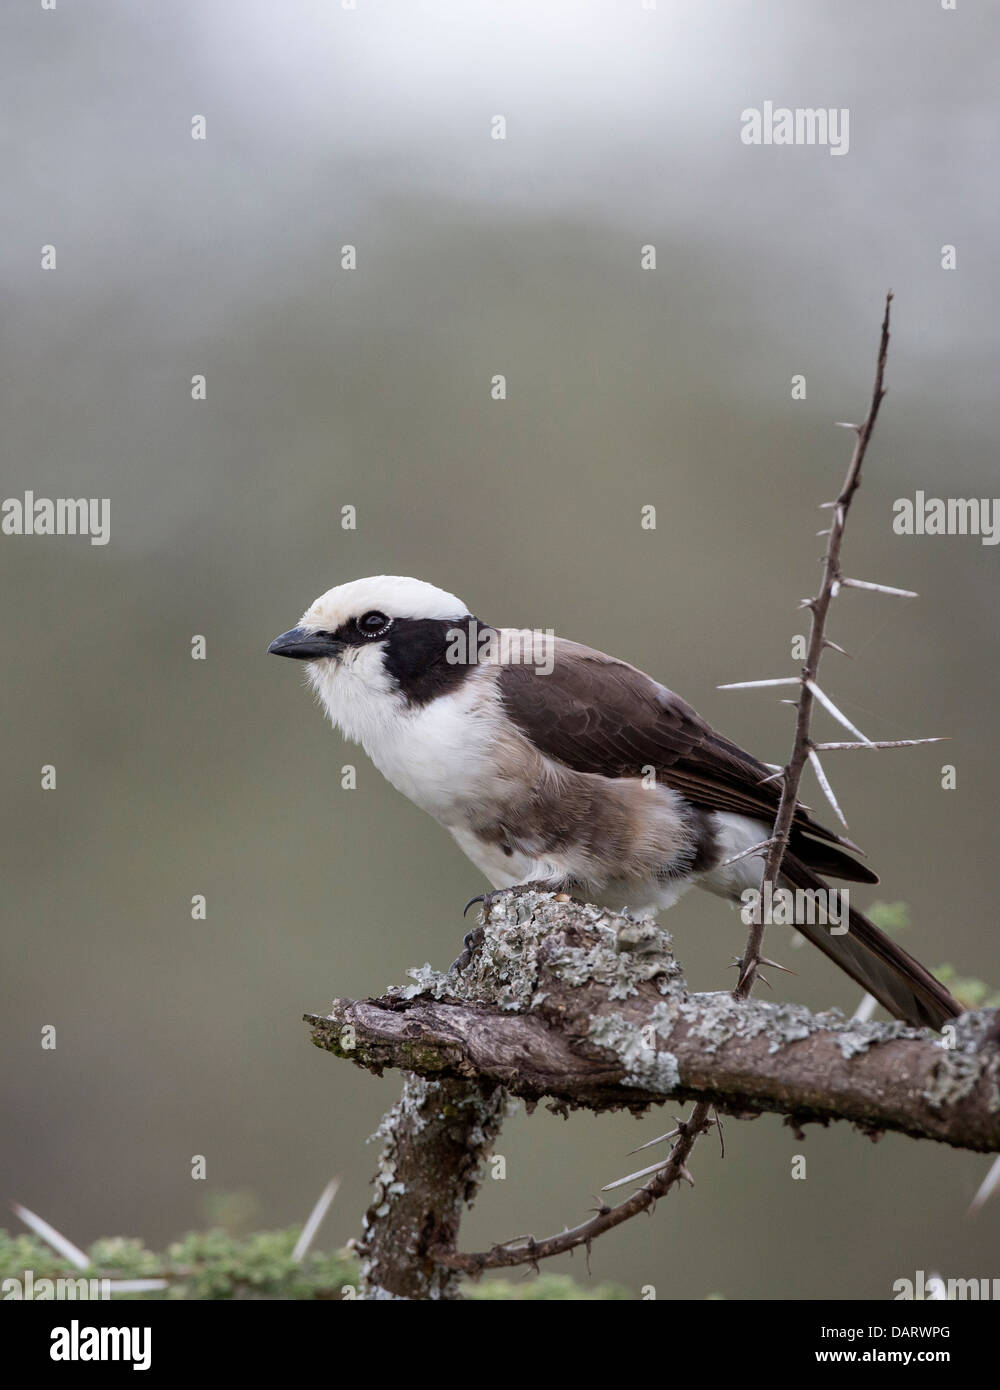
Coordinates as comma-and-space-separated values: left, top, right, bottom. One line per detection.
451, 888, 509, 972
450, 926, 485, 974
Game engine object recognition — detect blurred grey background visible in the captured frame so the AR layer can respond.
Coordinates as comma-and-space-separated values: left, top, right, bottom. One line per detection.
2, 0, 998, 1299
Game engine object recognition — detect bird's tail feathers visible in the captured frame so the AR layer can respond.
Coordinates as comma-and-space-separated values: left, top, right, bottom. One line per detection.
780, 854, 961, 1031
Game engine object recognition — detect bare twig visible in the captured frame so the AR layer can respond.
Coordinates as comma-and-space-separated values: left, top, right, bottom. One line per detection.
429, 1103, 714, 1274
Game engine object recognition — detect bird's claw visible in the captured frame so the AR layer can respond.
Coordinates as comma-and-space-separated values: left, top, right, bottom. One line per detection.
450, 926, 485, 974
462, 886, 512, 920
454, 891, 503, 970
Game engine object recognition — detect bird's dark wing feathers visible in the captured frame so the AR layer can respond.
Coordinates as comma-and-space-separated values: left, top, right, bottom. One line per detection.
498, 638, 877, 884
496, 639, 967, 1028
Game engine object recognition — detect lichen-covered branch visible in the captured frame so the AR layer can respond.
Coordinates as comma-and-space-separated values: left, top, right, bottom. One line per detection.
308, 893, 1000, 1156
356, 1073, 508, 1299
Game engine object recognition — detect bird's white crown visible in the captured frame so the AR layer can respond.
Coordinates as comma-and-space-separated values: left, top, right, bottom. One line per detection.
301, 575, 470, 632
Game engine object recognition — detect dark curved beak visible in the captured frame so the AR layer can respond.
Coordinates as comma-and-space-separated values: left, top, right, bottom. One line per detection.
267, 627, 343, 661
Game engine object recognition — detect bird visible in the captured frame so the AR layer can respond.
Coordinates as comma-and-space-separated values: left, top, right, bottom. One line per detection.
268, 575, 961, 1031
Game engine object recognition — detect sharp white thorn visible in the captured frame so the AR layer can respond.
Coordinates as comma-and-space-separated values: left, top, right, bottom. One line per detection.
759, 956, 796, 975
12, 1203, 89, 1270
806, 681, 872, 744
813, 738, 945, 751
292, 1176, 341, 1263
840, 577, 918, 598
719, 837, 775, 869
105, 1279, 171, 1293
852, 992, 879, 1023
602, 1156, 676, 1192
807, 749, 849, 829
717, 677, 801, 690
968, 1155, 1000, 1217
627, 1128, 681, 1156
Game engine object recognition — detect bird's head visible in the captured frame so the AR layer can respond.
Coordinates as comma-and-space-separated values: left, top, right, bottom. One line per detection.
268, 575, 478, 740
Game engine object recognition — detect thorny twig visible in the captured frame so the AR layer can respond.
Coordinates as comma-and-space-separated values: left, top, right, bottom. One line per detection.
430, 1102, 715, 1275
733, 292, 900, 1001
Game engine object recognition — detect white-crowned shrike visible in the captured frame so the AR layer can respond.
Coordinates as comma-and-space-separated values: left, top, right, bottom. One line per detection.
269, 575, 959, 1030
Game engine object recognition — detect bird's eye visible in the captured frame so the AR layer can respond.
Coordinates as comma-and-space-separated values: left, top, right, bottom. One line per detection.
357, 611, 392, 638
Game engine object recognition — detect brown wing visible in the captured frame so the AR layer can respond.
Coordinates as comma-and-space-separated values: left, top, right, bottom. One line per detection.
498, 637, 877, 884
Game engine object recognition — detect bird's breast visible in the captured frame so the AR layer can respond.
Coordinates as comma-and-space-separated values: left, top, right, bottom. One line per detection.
361, 675, 510, 823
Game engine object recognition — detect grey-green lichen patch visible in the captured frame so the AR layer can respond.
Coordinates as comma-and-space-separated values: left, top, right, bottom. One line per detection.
363, 1077, 424, 1227
919, 1014, 1000, 1113
390, 890, 684, 1012
398, 962, 442, 999
921, 1052, 985, 1112
615, 916, 667, 956
547, 932, 680, 1000
674, 988, 928, 1059
588, 1005, 681, 1094
946, 1007, 1000, 1056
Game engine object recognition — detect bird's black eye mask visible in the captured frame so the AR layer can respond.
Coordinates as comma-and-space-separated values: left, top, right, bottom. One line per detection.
315, 614, 488, 655
368, 614, 492, 706
313, 611, 394, 645
269, 613, 493, 707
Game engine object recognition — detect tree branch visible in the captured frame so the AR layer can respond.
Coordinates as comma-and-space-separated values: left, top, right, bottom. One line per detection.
354, 1073, 508, 1299
309, 893, 997, 1290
